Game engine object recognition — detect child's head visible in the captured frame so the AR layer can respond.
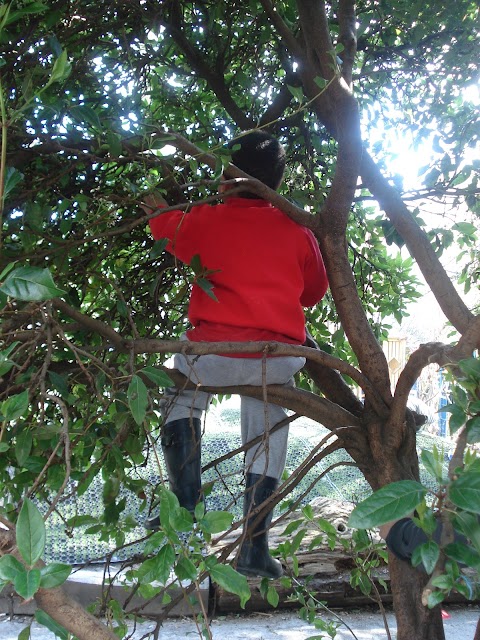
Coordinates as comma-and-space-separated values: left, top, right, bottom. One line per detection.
227, 130, 285, 196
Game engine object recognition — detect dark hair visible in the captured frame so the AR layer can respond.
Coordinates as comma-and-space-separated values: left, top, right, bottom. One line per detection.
227, 130, 286, 197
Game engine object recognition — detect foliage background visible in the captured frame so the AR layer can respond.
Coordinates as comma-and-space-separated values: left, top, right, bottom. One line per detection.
0, 1, 479, 639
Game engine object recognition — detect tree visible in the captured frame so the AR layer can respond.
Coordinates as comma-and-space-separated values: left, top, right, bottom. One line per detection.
0, 1, 479, 639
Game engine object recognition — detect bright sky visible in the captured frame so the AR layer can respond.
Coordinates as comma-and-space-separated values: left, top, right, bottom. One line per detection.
368, 81, 479, 340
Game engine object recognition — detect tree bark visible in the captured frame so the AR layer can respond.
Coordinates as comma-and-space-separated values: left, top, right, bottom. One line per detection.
388, 556, 445, 640
34, 587, 118, 640
0, 529, 117, 640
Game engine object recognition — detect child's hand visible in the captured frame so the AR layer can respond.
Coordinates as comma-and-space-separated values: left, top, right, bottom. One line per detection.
140, 191, 168, 215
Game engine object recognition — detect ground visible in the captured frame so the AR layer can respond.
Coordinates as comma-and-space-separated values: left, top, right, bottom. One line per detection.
1, 605, 479, 639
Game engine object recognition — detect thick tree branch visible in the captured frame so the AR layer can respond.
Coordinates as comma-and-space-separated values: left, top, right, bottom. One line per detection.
265, 4, 473, 343
304, 331, 370, 417
259, 0, 304, 59
297, 0, 337, 81
199, 381, 360, 429
131, 337, 381, 401
47, 302, 385, 422
338, 0, 357, 86
390, 342, 451, 433
151, 130, 316, 227
360, 151, 475, 336
53, 300, 127, 350
34, 586, 118, 640
454, 314, 480, 353
164, 5, 254, 130
0, 529, 117, 640
268, 2, 392, 402
258, 83, 294, 127
304, 358, 366, 415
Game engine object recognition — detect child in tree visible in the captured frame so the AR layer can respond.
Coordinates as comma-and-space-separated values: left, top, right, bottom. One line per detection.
141, 130, 328, 578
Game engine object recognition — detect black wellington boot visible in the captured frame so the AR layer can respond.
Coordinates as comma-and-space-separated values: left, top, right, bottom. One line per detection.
145, 418, 202, 530
236, 473, 283, 579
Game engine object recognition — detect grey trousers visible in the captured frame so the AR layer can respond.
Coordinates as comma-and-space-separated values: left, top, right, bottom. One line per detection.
160, 349, 306, 480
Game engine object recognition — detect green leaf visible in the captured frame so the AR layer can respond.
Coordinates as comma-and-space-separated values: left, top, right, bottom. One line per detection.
170, 506, 194, 532
48, 371, 69, 398
469, 400, 480, 413
0, 352, 15, 376
5, 3, 47, 25
65, 514, 98, 528
281, 519, 303, 536
2, 389, 29, 421
175, 556, 197, 582
448, 405, 466, 434
466, 416, 480, 443
127, 374, 149, 425
420, 447, 444, 482
413, 541, 440, 574
453, 222, 477, 236
17, 625, 31, 640
190, 254, 202, 274
0, 262, 17, 280
0, 443, 9, 452
302, 504, 314, 519
4, 167, 24, 198
194, 501, 206, 521
102, 477, 120, 504
313, 76, 327, 89
287, 84, 304, 102
150, 238, 168, 259
15, 429, 33, 467
209, 563, 251, 608
426, 590, 445, 608
70, 105, 102, 130
17, 498, 46, 566
351, 569, 372, 595
445, 542, 480, 570
156, 544, 176, 584
430, 574, 454, 590
415, 510, 438, 536
39, 563, 72, 588
348, 481, 427, 529
449, 473, 480, 514
196, 277, 218, 301
200, 511, 234, 534
34, 610, 69, 640
453, 511, 480, 554
140, 366, 174, 388
458, 357, 480, 381
13, 568, 41, 599
159, 488, 180, 529
106, 130, 122, 156
137, 556, 161, 583
49, 50, 71, 84
266, 584, 279, 607
0, 554, 24, 582
0, 267, 66, 301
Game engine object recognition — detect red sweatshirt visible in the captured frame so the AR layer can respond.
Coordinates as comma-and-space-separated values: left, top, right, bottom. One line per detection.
149, 197, 328, 348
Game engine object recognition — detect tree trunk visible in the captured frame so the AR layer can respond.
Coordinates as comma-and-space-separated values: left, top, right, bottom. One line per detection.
342, 412, 446, 640
389, 557, 445, 640
474, 619, 480, 640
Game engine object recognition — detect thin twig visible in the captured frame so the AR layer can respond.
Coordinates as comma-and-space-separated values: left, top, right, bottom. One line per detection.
291, 575, 361, 640
43, 395, 72, 519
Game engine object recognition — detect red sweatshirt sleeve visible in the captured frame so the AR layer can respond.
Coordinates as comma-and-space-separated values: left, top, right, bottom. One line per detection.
148, 207, 194, 262
300, 228, 328, 307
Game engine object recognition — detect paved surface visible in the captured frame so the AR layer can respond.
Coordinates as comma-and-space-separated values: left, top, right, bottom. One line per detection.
1, 605, 478, 639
